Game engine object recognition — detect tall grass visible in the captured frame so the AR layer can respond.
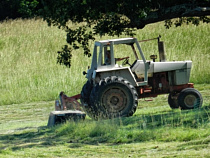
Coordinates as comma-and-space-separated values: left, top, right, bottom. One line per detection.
54, 106, 210, 144
0, 19, 209, 105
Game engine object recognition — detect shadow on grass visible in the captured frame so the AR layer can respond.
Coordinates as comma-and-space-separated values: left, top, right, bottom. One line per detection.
0, 105, 209, 152
0, 126, 56, 151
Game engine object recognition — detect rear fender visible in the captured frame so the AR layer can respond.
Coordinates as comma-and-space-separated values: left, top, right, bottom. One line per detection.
92, 67, 138, 86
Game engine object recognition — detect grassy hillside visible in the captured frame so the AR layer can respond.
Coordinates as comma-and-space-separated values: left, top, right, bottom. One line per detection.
0, 19, 209, 105
0, 19, 209, 157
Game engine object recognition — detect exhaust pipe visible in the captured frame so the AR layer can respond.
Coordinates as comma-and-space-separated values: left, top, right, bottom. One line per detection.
158, 40, 166, 62
139, 35, 167, 62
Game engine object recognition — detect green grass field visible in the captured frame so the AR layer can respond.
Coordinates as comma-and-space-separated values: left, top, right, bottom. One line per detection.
0, 89, 209, 157
0, 19, 210, 157
0, 19, 209, 105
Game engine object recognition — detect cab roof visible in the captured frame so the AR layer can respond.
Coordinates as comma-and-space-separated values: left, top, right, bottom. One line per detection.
95, 38, 136, 46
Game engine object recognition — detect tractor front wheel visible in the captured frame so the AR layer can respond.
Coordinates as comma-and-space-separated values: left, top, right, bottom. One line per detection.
80, 81, 98, 119
178, 88, 203, 110
90, 76, 138, 119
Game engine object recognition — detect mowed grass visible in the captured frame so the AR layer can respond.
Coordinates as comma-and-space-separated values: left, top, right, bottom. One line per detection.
0, 19, 209, 105
0, 19, 210, 157
0, 86, 209, 157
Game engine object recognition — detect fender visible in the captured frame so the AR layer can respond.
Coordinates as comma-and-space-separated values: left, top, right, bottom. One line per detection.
92, 67, 138, 86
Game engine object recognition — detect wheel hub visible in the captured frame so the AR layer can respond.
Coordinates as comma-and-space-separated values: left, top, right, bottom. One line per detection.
102, 87, 128, 113
110, 96, 119, 105
184, 94, 196, 107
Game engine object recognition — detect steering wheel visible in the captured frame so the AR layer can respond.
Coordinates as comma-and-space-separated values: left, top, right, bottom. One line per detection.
115, 57, 130, 66
122, 57, 131, 66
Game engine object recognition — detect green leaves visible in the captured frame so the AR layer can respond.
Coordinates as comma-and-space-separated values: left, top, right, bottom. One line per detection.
165, 16, 210, 29
57, 45, 72, 68
93, 13, 135, 37
18, 0, 39, 17
56, 26, 95, 67
38, 0, 210, 67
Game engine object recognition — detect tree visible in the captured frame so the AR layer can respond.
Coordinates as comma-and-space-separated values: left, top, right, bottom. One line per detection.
39, 0, 210, 67
0, 0, 21, 20
0, 0, 41, 20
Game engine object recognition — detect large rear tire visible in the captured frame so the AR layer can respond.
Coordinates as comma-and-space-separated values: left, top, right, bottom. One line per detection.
178, 88, 203, 110
90, 76, 138, 119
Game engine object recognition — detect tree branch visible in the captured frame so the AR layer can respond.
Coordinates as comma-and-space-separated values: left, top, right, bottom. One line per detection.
130, 4, 210, 28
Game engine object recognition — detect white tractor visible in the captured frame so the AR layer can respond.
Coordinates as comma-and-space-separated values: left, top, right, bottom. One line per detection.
79, 37, 203, 119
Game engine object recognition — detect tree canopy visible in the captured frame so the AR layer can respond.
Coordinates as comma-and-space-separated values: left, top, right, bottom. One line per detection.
2, 0, 209, 67
41, 0, 210, 67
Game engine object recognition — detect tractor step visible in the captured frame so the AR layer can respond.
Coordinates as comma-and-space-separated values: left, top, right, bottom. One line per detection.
145, 99, 153, 101
47, 110, 86, 127
144, 89, 152, 93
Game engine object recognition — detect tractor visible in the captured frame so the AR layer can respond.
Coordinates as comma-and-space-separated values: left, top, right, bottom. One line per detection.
79, 36, 203, 119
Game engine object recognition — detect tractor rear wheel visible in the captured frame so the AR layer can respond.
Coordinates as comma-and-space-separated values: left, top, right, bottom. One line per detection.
178, 88, 203, 110
90, 76, 138, 119
168, 93, 179, 109
80, 81, 98, 119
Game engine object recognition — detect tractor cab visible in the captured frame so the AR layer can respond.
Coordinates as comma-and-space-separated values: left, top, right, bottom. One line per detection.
86, 38, 149, 86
